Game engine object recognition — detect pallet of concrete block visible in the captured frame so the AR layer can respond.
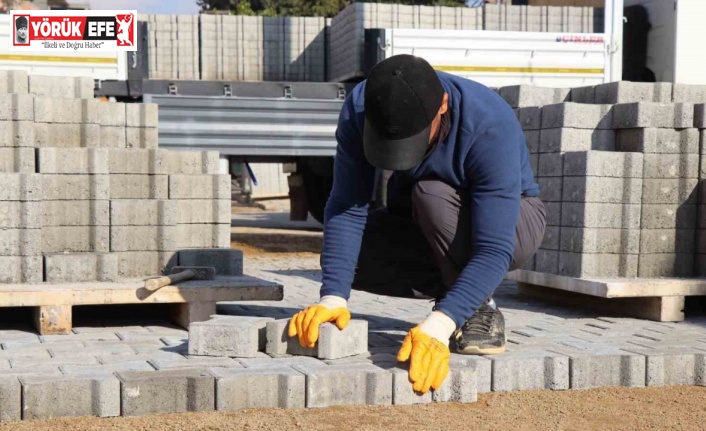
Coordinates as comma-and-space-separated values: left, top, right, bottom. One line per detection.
139, 14, 200, 80
509, 95, 704, 323
327, 2, 482, 83
484, 4, 603, 33
0, 248, 283, 336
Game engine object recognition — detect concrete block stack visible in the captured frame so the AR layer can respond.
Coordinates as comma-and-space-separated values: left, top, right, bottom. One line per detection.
199, 14, 220, 81
505, 81, 706, 279
0, 70, 230, 284
283, 17, 326, 82
327, 3, 482, 83
141, 14, 200, 80
484, 4, 602, 32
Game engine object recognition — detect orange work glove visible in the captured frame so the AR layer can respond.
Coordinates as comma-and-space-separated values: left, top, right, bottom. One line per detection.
397, 311, 455, 394
288, 295, 351, 348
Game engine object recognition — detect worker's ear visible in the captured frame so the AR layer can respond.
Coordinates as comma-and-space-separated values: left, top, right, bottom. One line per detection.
438, 93, 449, 116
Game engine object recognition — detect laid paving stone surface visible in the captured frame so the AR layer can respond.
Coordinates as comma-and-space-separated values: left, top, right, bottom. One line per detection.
0, 254, 704, 420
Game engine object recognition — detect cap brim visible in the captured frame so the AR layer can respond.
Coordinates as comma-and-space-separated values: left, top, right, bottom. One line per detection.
363, 120, 431, 171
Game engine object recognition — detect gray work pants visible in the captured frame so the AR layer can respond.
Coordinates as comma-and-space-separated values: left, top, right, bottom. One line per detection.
350, 179, 546, 301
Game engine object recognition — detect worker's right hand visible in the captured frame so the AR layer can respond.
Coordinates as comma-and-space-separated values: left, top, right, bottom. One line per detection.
288, 295, 350, 348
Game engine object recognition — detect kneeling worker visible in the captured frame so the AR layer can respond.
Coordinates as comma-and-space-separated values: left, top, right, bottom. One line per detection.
288, 54, 546, 394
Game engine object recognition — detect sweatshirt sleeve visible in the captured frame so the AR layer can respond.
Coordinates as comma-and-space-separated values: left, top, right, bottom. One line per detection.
434, 122, 522, 328
319, 89, 376, 300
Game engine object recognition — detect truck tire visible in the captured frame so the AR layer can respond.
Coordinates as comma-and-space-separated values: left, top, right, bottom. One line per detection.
300, 159, 334, 225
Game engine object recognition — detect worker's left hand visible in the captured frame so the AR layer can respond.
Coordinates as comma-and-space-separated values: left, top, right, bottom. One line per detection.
397, 311, 455, 394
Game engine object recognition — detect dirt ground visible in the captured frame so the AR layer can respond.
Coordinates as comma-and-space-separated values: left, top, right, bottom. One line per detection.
4, 386, 706, 431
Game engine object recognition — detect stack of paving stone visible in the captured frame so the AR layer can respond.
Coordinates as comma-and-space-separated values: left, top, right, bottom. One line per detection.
327, 2, 603, 83
484, 4, 603, 32
200, 14, 326, 82
140, 14, 200, 80
501, 81, 705, 279
0, 70, 229, 284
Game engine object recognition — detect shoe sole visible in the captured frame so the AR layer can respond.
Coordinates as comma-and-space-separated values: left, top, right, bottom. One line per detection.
455, 335, 507, 356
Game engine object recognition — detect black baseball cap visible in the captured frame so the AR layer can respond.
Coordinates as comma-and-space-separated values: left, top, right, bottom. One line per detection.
363, 54, 445, 171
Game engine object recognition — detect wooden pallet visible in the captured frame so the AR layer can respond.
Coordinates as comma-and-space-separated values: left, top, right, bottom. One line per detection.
505, 270, 706, 322
0, 275, 283, 335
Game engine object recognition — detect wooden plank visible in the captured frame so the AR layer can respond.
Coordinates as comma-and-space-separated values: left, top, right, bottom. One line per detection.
507, 270, 706, 298
517, 282, 685, 322
0, 276, 283, 307
34, 305, 72, 335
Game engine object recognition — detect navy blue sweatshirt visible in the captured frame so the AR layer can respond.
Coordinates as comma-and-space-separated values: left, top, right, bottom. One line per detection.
319, 71, 539, 328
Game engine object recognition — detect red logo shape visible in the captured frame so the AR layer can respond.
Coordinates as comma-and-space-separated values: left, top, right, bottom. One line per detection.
115, 13, 134, 46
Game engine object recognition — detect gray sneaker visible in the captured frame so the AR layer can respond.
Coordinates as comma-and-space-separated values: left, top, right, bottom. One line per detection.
452, 302, 506, 355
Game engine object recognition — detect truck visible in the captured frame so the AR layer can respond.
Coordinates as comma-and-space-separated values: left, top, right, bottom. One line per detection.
5, 0, 706, 223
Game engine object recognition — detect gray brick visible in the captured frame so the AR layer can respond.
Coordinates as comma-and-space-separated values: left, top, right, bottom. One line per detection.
642, 179, 698, 204
210, 366, 305, 410
163, 150, 220, 174
641, 353, 706, 386
617, 128, 699, 154
563, 151, 642, 178
169, 175, 230, 199
672, 84, 706, 103
499, 85, 569, 108
560, 228, 640, 254
42, 174, 109, 201
0, 378, 20, 422
99, 126, 127, 148
60, 361, 155, 375
176, 224, 230, 249
558, 252, 638, 278
613, 102, 694, 129
28, 75, 93, 99
21, 374, 120, 420
42, 200, 109, 227
126, 127, 158, 149
0, 201, 41, 229
34, 123, 100, 148
0, 70, 28, 94
38, 148, 109, 174
33, 98, 101, 124
561, 203, 641, 229
594, 81, 672, 104
0, 147, 33, 173
644, 153, 699, 179
292, 363, 392, 407
639, 253, 694, 277
42, 226, 109, 253
563, 177, 642, 203
150, 356, 238, 370
540, 226, 560, 250
538, 177, 562, 202
524, 130, 540, 153
516, 107, 542, 130
640, 229, 694, 254
117, 369, 215, 416
642, 204, 696, 229
0, 256, 42, 283
538, 153, 563, 177
176, 199, 230, 225
390, 365, 477, 405
266, 319, 368, 360
0, 94, 33, 121
539, 128, 616, 153
110, 199, 177, 226
188, 317, 272, 358
99, 102, 127, 127
109, 149, 166, 174
177, 249, 242, 276
536, 249, 559, 274
695, 104, 706, 128
45, 252, 118, 283
541, 103, 613, 129
0, 228, 40, 256
109, 175, 168, 199
0, 120, 34, 147
564, 352, 646, 389
110, 225, 177, 252
569, 85, 595, 103
0, 173, 41, 201
116, 251, 177, 278
490, 351, 569, 392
